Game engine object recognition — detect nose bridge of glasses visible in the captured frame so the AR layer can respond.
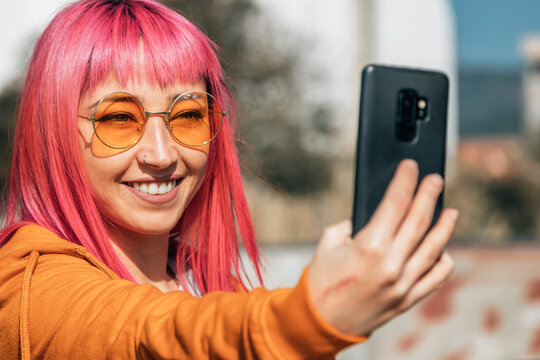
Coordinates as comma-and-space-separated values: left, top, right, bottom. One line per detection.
144, 111, 173, 131
139, 112, 177, 153
145, 110, 171, 119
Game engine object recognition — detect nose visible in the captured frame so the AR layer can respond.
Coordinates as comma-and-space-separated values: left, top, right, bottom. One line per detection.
136, 116, 177, 168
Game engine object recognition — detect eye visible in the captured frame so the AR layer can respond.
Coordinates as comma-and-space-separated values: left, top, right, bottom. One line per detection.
171, 110, 204, 121
97, 113, 138, 123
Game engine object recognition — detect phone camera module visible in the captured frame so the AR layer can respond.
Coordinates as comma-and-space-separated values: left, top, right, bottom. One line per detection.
396, 89, 418, 142
396, 90, 429, 142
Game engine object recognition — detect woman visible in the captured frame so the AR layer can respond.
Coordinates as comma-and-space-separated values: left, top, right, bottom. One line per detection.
0, 0, 458, 359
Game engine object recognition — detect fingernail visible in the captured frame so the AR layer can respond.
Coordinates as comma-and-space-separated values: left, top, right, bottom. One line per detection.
430, 174, 444, 187
446, 208, 459, 221
400, 159, 418, 173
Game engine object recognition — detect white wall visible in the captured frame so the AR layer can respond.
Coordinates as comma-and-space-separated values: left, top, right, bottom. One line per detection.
254, 0, 367, 154
372, 0, 459, 171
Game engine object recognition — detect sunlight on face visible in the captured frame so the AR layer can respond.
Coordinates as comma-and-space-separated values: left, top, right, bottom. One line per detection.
77, 77, 209, 241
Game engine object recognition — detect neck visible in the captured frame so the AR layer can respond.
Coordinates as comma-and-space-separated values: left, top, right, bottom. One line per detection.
106, 224, 179, 292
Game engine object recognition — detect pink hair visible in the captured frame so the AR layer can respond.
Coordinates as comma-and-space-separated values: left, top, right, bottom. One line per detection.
1, 0, 262, 293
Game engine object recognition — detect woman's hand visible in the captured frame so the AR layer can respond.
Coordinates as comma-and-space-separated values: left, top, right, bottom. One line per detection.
308, 159, 458, 336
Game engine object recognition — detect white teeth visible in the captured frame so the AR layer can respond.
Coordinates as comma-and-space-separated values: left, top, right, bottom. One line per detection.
158, 183, 167, 195
130, 180, 177, 195
148, 183, 159, 195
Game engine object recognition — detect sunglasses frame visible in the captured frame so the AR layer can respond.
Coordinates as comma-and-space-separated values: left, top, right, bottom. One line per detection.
78, 90, 226, 150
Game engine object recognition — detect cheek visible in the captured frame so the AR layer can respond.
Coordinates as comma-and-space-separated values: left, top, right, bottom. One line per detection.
79, 144, 125, 198
78, 123, 126, 188
82, 159, 118, 202
183, 149, 209, 195
192, 150, 209, 177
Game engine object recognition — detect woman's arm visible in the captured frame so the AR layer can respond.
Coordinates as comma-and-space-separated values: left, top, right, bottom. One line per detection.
3, 237, 363, 359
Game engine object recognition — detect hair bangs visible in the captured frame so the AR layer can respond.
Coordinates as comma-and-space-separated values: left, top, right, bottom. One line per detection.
80, 0, 218, 96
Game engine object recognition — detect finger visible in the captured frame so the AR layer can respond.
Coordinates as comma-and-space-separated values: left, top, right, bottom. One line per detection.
397, 252, 454, 312
318, 219, 353, 251
398, 208, 458, 287
390, 174, 445, 262
364, 159, 419, 240
355, 252, 453, 331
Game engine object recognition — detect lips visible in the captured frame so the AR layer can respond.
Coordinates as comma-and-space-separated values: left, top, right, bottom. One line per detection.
126, 179, 179, 195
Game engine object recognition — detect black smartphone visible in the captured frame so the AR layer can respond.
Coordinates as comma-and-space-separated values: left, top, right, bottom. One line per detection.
352, 64, 449, 235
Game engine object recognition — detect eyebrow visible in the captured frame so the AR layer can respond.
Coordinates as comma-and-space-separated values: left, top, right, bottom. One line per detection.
169, 93, 183, 103
85, 95, 138, 111
141, 90, 209, 103
169, 92, 206, 102
84, 90, 208, 112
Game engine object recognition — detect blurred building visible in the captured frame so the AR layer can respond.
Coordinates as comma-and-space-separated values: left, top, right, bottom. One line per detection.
249, 0, 458, 243
249, 2, 540, 359
521, 35, 540, 139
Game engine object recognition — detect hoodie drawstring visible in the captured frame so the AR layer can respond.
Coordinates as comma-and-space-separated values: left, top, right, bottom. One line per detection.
20, 250, 39, 360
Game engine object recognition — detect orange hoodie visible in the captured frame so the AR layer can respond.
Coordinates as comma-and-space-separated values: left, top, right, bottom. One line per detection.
0, 225, 366, 359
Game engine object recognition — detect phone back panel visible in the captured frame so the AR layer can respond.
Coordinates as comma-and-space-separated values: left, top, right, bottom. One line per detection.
353, 65, 449, 234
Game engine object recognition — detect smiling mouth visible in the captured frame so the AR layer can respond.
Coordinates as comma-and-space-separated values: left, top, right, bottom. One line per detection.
126, 179, 181, 195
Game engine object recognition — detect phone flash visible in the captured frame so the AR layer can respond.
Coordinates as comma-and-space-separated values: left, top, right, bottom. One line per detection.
417, 99, 427, 109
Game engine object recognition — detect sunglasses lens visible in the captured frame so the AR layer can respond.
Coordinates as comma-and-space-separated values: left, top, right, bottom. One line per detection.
93, 92, 145, 149
90, 91, 224, 156
169, 91, 223, 146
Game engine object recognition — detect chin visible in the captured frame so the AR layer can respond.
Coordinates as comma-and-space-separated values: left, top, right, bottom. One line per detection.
107, 215, 181, 239
130, 220, 179, 236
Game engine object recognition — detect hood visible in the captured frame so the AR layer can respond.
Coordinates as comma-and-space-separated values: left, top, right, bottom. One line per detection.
0, 225, 117, 360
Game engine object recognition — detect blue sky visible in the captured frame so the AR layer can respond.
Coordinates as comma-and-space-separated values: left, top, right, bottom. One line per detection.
451, 0, 540, 69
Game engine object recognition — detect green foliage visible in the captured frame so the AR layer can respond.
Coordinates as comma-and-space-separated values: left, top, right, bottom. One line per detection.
0, 84, 18, 189
161, 0, 333, 194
